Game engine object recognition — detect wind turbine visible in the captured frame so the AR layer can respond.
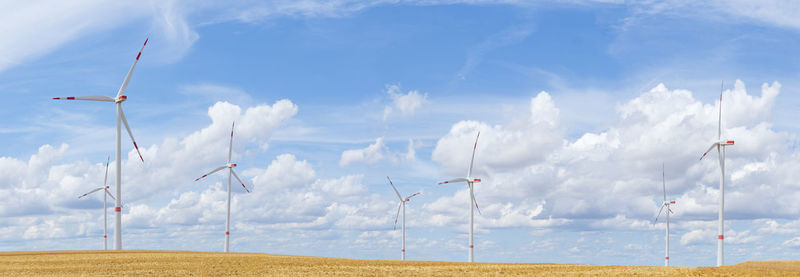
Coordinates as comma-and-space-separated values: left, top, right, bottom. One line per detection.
387, 176, 420, 261
53, 38, 148, 250
78, 156, 115, 250
654, 163, 675, 266
437, 131, 482, 262
194, 122, 251, 252
699, 81, 734, 266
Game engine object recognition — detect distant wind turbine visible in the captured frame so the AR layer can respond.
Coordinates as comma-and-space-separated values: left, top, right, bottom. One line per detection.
194, 122, 251, 252
77, 156, 115, 250
54, 38, 149, 250
438, 131, 482, 262
654, 163, 675, 266
699, 81, 734, 267
387, 176, 420, 261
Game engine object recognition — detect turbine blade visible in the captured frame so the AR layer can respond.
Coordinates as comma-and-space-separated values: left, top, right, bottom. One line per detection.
470, 184, 482, 216
406, 192, 421, 200
228, 122, 235, 164
387, 176, 403, 201
78, 187, 105, 199
194, 165, 227, 181
230, 169, 250, 193
119, 106, 144, 162
52, 95, 114, 102
103, 156, 110, 187
662, 163, 666, 202
467, 131, 480, 178
699, 143, 718, 160
653, 204, 666, 224
668, 207, 674, 214
393, 202, 402, 230
718, 81, 723, 140
105, 189, 116, 200
438, 178, 468, 185
117, 38, 148, 98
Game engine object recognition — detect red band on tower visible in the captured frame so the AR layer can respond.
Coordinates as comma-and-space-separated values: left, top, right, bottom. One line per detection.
115, 207, 121, 212
718, 235, 724, 240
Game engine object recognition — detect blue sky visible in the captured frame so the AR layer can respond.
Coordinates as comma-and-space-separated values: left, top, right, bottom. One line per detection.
2, 0, 800, 266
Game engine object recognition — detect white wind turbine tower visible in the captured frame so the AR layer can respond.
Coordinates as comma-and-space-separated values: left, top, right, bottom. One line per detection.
386, 176, 420, 261
54, 38, 148, 250
654, 163, 675, 266
699, 81, 734, 266
437, 131, 482, 263
78, 156, 115, 250
194, 122, 251, 252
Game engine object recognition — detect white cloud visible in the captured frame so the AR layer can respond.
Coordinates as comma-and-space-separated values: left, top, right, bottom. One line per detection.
339, 137, 390, 166
405, 139, 417, 161
0, 0, 204, 72
382, 85, 428, 121
426, 80, 800, 238
783, 237, 800, 248
432, 91, 563, 176
0, 99, 297, 238
253, 154, 316, 191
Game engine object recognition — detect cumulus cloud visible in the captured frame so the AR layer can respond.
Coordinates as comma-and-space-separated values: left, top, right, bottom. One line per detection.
0, 99, 296, 238
382, 85, 428, 121
432, 91, 563, 176
339, 137, 391, 167
427, 80, 799, 236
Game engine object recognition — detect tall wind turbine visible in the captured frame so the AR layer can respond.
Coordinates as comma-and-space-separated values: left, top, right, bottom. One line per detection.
654, 163, 675, 266
437, 131, 482, 262
78, 156, 115, 250
194, 122, 251, 252
54, 38, 148, 250
699, 81, 734, 266
387, 176, 420, 261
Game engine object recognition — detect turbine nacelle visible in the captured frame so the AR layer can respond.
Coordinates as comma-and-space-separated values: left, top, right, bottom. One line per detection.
664, 200, 675, 205
719, 140, 734, 146
228, 163, 237, 168
115, 95, 128, 103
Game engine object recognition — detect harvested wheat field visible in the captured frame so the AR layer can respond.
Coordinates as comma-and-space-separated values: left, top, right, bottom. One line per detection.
1, 250, 799, 276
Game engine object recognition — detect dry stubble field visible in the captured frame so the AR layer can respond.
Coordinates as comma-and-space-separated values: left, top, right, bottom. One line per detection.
1, 250, 799, 276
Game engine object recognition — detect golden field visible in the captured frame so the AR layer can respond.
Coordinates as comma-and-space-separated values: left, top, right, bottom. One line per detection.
1, 250, 798, 276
